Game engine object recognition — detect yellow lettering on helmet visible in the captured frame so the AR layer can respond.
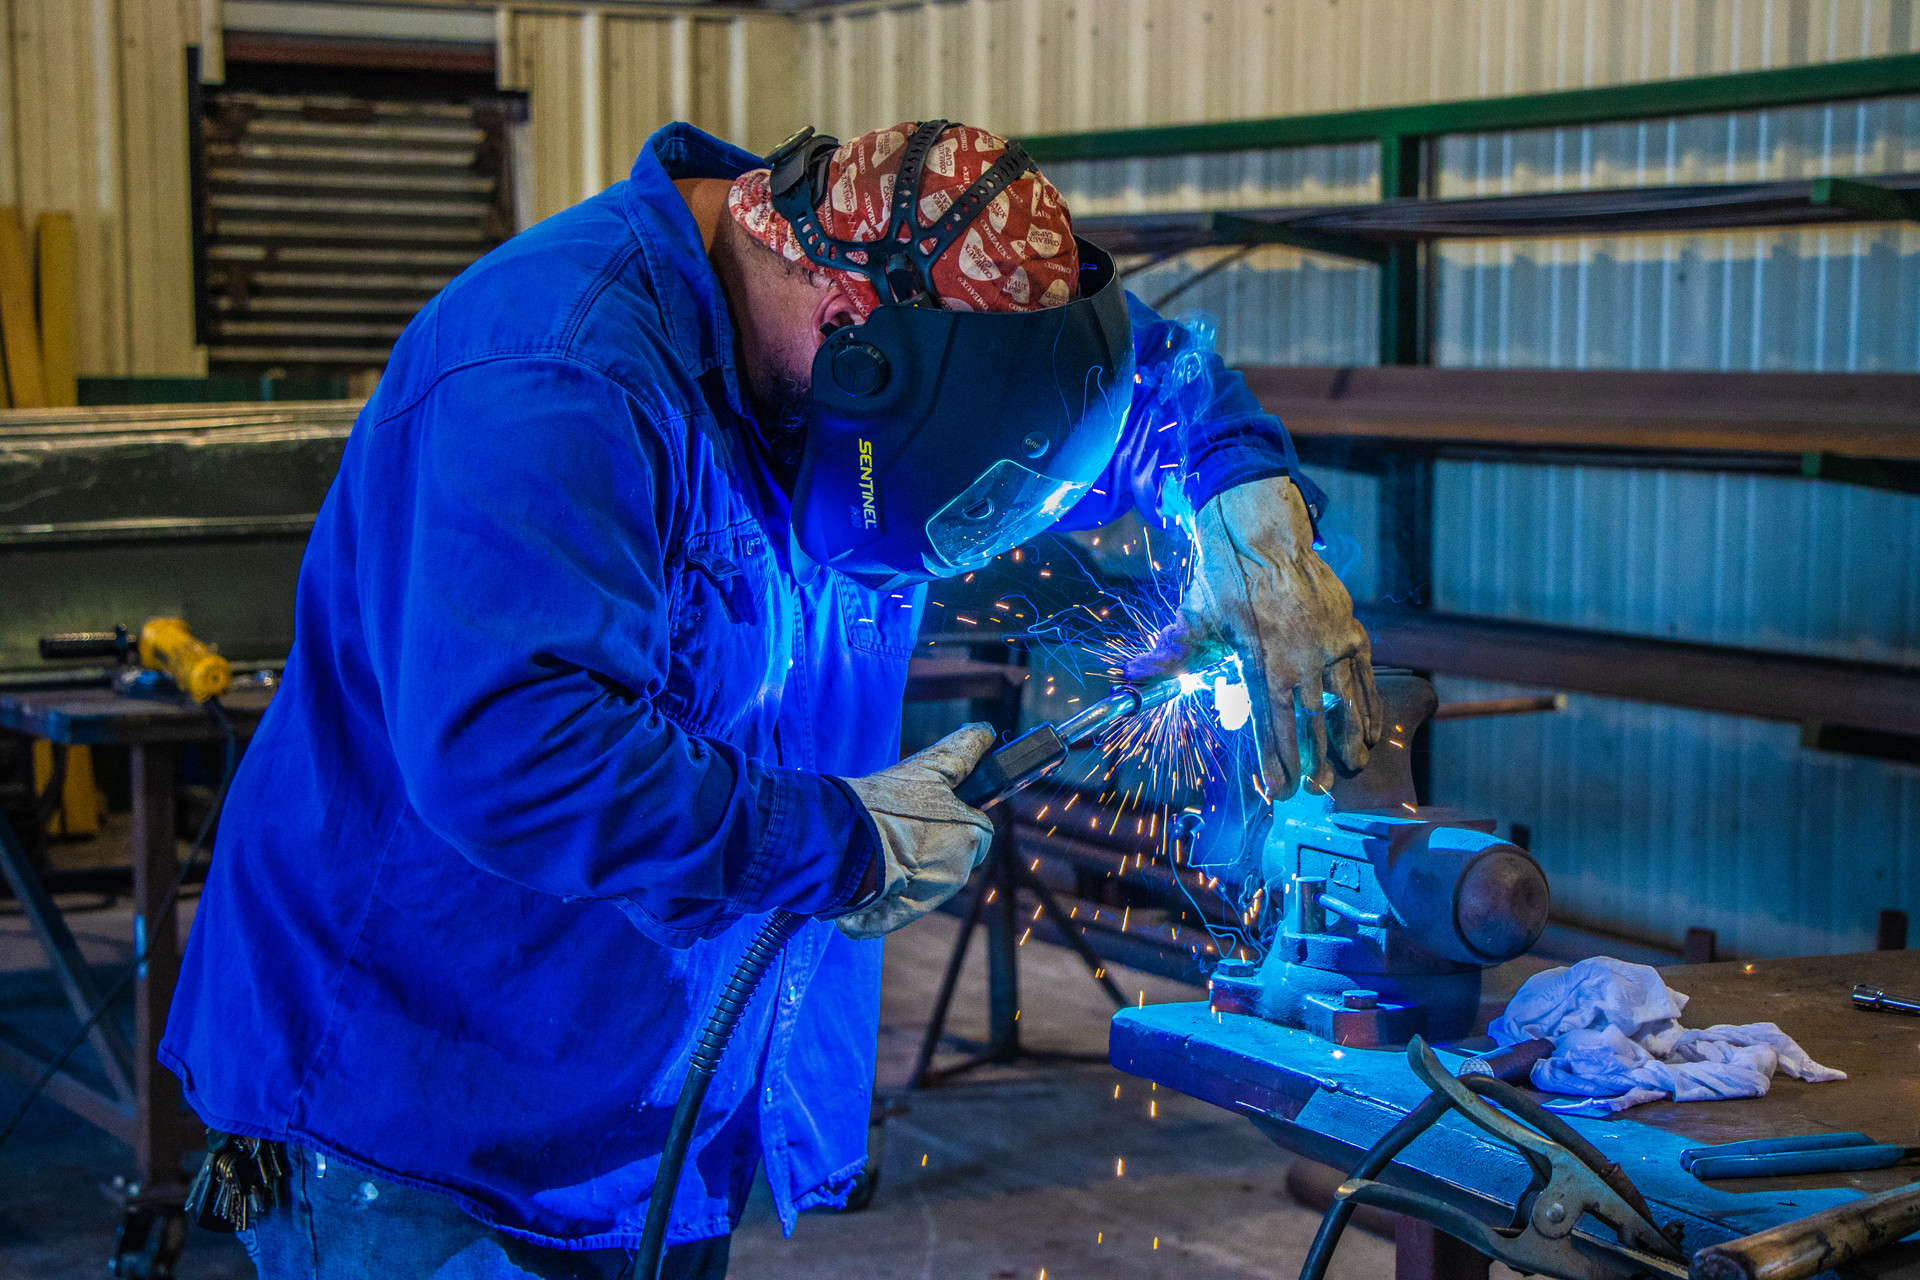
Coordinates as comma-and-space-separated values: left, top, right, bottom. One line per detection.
857, 439, 878, 529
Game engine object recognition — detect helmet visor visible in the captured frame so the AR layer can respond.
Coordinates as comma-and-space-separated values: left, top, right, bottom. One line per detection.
923, 458, 1091, 576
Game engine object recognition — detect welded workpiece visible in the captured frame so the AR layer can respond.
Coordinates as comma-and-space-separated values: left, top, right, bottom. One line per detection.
1216, 670, 1549, 1044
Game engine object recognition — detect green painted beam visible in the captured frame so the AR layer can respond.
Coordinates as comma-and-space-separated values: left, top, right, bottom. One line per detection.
1802, 450, 1920, 495
1810, 176, 1920, 222
1021, 51, 1920, 162
1377, 135, 1424, 366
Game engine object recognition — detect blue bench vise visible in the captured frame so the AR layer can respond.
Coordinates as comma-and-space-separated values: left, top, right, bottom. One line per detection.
1206, 670, 1549, 1046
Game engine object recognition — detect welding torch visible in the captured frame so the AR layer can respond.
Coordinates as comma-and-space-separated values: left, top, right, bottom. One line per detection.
953, 662, 1226, 809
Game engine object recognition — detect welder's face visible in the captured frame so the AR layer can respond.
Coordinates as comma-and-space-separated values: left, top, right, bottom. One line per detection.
741, 355, 811, 444
736, 265, 861, 482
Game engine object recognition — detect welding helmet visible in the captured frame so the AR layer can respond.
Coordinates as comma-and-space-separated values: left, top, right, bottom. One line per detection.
764, 120, 1135, 588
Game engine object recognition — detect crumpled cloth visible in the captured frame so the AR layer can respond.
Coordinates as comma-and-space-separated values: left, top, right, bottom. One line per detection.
1489, 957, 1846, 1115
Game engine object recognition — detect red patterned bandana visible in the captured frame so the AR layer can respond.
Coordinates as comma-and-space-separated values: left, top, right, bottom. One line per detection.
727, 121, 1079, 318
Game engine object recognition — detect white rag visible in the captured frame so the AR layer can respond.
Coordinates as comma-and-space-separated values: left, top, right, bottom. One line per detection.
1488, 957, 1846, 1116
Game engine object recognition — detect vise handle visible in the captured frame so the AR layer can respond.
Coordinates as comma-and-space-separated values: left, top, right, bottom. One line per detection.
1457, 1037, 1556, 1084
1690, 1181, 1920, 1280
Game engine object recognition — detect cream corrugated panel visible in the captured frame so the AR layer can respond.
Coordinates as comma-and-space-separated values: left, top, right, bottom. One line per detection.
507, 10, 583, 225
13, 0, 130, 378
736, 18, 796, 154
1, 0, 205, 378
689, 18, 729, 140
804, 0, 1920, 132
0, 1, 14, 212
120, 0, 202, 375
504, 9, 793, 224
602, 14, 672, 186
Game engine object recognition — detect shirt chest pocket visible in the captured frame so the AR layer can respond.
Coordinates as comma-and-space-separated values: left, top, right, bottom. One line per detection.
665, 521, 790, 739
834, 576, 917, 660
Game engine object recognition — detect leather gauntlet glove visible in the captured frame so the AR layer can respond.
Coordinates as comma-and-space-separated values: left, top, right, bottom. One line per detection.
834, 723, 996, 941
1130, 476, 1383, 796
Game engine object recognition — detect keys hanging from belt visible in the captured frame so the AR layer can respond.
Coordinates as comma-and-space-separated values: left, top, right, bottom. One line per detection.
184, 1131, 289, 1233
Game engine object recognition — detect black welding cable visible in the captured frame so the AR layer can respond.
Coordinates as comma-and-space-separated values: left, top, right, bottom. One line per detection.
629, 908, 805, 1280
0, 700, 238, 1155
1297, 1092, 1451, 1280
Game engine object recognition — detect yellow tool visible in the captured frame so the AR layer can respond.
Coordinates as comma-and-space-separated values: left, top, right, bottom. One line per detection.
38, 618, 233, 704
136, 618, 232, 703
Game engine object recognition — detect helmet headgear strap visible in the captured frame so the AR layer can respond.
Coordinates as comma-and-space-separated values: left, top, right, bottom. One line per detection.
764, 121, 1038, 308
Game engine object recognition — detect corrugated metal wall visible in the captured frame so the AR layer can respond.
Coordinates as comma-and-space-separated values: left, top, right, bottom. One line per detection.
1433, 673, 1920, 958
1435, 463, 1920, 663
785, 0, 1920, 956
0, 0, 208, 378
1420, 72, 1920, 951
1436, 94, 1920, 369
800, 0, 1920, 139
497, 5, 794, 226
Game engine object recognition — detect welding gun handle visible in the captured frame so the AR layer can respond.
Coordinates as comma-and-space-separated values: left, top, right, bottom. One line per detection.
1457, 1038, 1555, 1083
954, 724, 1071, 810
38, 627, 131, 661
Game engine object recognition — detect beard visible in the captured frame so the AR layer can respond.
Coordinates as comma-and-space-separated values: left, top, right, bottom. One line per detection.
742, 361, 811, 489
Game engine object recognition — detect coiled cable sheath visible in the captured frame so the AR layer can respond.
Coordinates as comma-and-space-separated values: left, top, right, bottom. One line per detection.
631, 908, 806, 1280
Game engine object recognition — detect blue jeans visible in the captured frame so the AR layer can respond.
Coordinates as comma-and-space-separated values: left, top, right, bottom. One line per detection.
241, 1147, 731, 1279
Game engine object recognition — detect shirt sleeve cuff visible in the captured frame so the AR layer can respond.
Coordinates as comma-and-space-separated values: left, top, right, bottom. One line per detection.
820, 775, 885, 915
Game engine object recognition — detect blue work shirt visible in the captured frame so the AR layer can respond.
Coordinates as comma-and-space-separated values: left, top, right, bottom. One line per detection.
160, 124, 1307, 1250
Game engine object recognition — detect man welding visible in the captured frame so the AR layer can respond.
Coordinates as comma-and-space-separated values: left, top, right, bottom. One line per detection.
161, 119, 1382, 1278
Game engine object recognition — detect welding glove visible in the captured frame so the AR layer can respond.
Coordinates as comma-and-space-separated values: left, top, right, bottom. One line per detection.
834, 723, 997, 941
1130, 475, 1382, 796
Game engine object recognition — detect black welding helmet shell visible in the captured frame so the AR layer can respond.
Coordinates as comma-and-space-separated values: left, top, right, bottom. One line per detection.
767, 122, 1135, 587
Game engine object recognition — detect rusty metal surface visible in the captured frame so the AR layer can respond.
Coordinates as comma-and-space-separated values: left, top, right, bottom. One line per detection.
1625, 951, 1920, 1198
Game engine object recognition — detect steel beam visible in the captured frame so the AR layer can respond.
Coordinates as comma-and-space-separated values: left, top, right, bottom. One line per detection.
1242, 365, 1920, 459
1359, 606, 1920, 737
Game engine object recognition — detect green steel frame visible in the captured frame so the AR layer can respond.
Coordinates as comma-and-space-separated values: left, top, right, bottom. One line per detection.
1022, 51, 1920, 764
1020, 51, 1920, 164
1023, 50, 1920, 368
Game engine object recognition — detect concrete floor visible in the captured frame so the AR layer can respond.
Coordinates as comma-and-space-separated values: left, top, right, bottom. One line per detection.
0, 870, 1406, 1279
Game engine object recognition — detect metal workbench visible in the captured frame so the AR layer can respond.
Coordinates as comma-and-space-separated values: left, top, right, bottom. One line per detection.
1112, 950, 1920, 1278
0, 684, 271, 1251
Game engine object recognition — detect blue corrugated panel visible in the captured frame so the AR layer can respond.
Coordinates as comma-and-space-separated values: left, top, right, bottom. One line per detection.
1055, 143, 1381, 367
1124, 252, 1379, 367
1432, 462, 1920, 664
1305, 465, 1381, 604
1431, 675, 1920, 958
1049, 143, 1378, 215
1414, 95, 1920, 956
1436, 96, 1920, 370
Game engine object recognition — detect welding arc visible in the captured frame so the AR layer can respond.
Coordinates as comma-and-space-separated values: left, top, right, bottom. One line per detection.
630, 908, 805, 1280
0, 700, 238, 1157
